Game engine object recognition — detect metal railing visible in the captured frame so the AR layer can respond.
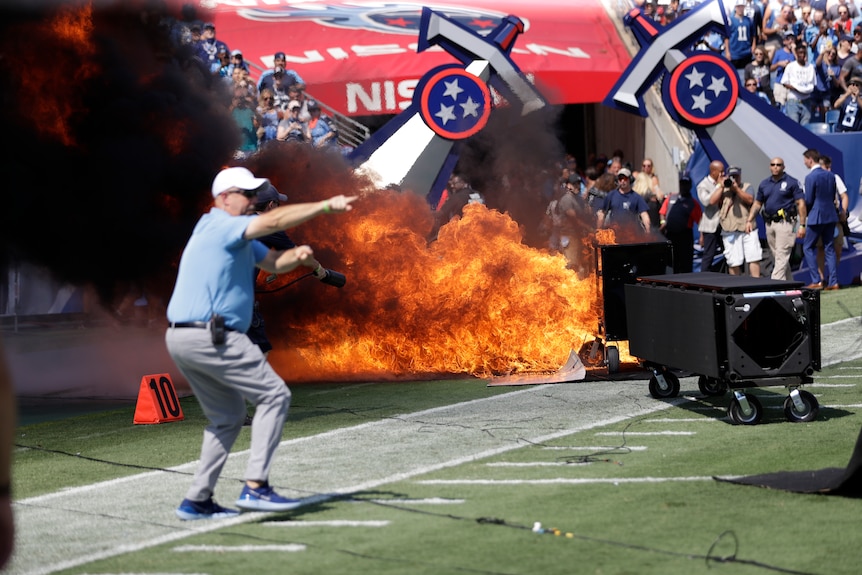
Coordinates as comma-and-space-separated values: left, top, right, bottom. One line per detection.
305, 92, 371, 150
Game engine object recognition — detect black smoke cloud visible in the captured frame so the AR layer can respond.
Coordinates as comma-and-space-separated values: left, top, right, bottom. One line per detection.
0, 0, 236, 303
451, 102, 567, 248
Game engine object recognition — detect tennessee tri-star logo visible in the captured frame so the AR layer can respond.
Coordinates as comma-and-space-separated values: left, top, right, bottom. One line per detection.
663, 53, 739, 127
418, 67, 491, 140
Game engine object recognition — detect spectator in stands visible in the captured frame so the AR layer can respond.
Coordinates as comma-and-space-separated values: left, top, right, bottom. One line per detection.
828, 0, 860, 21
188, 23, 201, 45
642, 1, 658, 22
258, 67, 293, 111
230, 85, 260, 159
836, 35, 855, 68
833, 73, 862, 130
584, 172, 615, 217
231, 66, 257, 100
810, 17, 839, 61
606, 156, 622, 176
816, 42, 844, 109
797, 2, 814, 33
781, 43, 816, 124
833, 4, 856, 36
632, 171, 662, 230
214, 46, 230, 80
288, 84, 311, 121
660, 175, 702, 273
838, 44, 862, 90
664, 0, 680, 23
256, 88, 283, 146
764, 2, 796, 56
226, 49, 249, 77
697, 29, 725, 53
195, 22, 228, 75
304, 100, 338, 150
274, 101, 306, 143
726, 0, 758, 72
582, 166, 598, 194
746, 76, 773, 104
771, 30, 798, 107
596, 168, 651, 232
257, 52, 305, 94
746, 45, 773, 102
802, 5, 821, 47
696, 160, 726, 273
634, 157, 662, 198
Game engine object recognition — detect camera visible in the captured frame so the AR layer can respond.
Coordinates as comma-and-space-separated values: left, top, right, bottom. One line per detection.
723, 177, 734, 188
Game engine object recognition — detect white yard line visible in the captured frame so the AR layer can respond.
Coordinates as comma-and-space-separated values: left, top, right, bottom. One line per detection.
416, 476, 714, 485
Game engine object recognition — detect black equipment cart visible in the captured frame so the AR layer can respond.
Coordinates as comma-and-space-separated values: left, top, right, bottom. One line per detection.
625, 272, 821, 425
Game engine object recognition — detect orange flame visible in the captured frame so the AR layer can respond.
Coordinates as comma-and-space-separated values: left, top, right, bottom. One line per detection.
11, 4, 98, 146
265, 191, 607, 381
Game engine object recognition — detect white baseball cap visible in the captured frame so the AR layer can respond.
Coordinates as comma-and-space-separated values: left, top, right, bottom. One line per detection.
211, 167, 270, 198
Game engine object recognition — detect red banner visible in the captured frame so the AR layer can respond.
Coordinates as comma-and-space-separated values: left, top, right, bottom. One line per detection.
209, 1, 630, 116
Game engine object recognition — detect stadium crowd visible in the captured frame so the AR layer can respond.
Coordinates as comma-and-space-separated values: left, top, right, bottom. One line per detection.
182, 20, 342, 159
636, 0, 862, 130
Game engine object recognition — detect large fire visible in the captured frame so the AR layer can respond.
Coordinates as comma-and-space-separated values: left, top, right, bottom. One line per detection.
259, 189, 607, 381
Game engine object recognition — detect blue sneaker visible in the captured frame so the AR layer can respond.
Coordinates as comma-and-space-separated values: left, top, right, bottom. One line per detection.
235, 483, 303, 512
175, 497, 240, 521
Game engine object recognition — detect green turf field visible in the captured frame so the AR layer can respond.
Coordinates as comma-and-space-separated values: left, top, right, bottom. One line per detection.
7, 285, 862, 575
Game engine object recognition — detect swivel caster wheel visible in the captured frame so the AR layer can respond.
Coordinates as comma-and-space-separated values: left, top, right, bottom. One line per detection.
698, 375, 727, 397
606, 345, 620, 374
783, 389, 819, 423
648, 370, 680, 399
728, 392, 763, 425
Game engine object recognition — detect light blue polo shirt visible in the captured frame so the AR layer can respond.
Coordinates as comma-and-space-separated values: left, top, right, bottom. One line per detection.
167, 208, 268, 332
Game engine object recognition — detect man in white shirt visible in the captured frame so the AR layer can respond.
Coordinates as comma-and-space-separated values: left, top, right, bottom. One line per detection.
782, 44, 817, 124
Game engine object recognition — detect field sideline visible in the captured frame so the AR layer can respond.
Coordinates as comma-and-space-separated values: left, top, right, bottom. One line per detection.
6, 291, 862, 575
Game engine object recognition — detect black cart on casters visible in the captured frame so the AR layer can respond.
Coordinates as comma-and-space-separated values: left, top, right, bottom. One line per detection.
624, 272, 821, 425
581, 241, 673, 373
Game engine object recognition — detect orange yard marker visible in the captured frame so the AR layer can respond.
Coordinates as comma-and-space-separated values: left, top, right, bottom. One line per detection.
133, 373, 185, 424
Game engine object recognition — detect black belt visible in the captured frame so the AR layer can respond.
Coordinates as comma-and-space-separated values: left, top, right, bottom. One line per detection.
170, 321, 238, 332
763, 213, 796, 223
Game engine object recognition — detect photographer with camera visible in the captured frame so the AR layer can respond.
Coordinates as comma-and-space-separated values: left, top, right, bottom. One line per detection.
719, 166, 762, 277
166, 167, 356, 520
696, 160, 727, 272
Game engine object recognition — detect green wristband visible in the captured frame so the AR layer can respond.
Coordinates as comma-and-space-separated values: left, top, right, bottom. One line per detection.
322, 201, 331, 213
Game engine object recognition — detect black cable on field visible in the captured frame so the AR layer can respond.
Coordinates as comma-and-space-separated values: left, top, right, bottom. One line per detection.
346, 495, 817, 575
14, 443, 196, 476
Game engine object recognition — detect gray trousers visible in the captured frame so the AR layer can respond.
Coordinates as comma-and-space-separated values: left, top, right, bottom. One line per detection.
165, 327, 291, 502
